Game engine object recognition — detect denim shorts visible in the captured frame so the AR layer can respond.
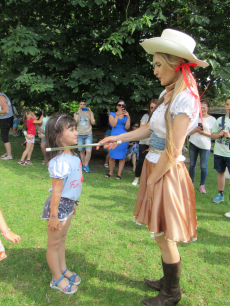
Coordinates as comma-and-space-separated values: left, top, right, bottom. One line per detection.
41, 195, 78, 221
77, 134, 93, 151
41, 137, 46, 143
214, 154, 230, 173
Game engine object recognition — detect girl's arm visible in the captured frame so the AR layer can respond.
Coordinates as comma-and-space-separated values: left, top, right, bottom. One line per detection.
48, 178, 63, 231
0, 96, 9, 114
0, 210, 21, 244
198, 130, 212, 138
32, 115, 43, 124
146, 113, 190, 200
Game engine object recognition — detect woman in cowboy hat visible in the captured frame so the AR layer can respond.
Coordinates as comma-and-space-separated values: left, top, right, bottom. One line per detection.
99, 28, 208, 305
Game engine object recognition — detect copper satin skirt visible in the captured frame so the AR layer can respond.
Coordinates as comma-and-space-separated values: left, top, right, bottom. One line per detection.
133, 159, 197, 243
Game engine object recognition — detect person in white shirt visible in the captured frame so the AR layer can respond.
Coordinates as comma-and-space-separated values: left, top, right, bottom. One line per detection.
132, 99, 157, 185
99, 29, 208, 305
189, 101, 216, 193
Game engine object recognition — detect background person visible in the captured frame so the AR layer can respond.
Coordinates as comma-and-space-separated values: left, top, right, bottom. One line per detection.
211, 97, 230, 203
126, 122, 140, 172
188, 101, 216, 193
0, 92, 14, 160
105, 99, 130, 180
99, 29, 208, 305
132, 99, 157, 185
13, 113, 19, 136
74, 99, 95, 173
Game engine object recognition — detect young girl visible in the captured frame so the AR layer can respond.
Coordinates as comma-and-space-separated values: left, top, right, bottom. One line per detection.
18, 111, 43, 166
42, 114, 83, 295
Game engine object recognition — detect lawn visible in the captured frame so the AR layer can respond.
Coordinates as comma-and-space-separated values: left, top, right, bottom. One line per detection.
0, 135, 229, 306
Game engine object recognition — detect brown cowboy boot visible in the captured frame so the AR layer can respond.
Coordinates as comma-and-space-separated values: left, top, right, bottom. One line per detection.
144, 257, 164, 291
142, 259, 181, 306
144, 277, 164, 292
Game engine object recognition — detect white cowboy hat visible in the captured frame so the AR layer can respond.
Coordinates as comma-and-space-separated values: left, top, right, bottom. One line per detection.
140, 28, 209, 68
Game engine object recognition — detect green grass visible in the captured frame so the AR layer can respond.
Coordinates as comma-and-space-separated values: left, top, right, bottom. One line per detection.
0, 135, 230, 305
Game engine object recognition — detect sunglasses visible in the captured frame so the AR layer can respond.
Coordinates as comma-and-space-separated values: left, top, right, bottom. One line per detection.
134, 125, 139, 128
117, 104, 124, 107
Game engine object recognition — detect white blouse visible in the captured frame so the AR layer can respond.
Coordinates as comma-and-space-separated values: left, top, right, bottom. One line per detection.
146, 89, 199, 164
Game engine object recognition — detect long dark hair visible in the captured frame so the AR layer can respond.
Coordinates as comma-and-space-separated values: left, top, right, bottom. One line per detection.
23, 110, 31, 131
45, 114, 77, 163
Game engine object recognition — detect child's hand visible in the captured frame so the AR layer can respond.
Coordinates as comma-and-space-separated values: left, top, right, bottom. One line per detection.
48, 216, 61, 231
3, 231, 21, 245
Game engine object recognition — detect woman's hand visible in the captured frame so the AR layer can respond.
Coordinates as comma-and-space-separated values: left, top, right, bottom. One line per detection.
48, 215, 61, 231
146, 182, 155, 211
3, 231, 21, 244
97, 135, 120, 150
124, 110, 129, 117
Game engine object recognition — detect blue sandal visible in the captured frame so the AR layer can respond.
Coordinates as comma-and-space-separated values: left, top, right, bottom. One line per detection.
50, 275, 78, 295
62, 268, 81, 285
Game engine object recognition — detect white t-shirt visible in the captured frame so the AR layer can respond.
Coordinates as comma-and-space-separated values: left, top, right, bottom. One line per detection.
139, 113, 151, 145
189, 116, 216, 150
146, 89, 199, 164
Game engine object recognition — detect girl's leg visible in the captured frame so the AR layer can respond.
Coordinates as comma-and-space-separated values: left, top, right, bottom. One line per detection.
79, 150, 85, 166
108, 158, 115, 175
217, 172, 225, 190
117, 158, 125, 177
46, 219, 77, 291
189, 142, 199, 183
40, 141, 46, 157
199, 149, 210, 185
26, 143, 34, 161
20, 143, 33, 161
58, 215, 80, 282
84, 149, 91, 167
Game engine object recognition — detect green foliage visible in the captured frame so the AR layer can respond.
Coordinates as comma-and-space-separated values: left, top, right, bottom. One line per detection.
0, 0, 229, 111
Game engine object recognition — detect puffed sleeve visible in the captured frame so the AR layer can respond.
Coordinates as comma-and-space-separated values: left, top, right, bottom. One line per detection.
48, 156, 71, 179
170, 90, 199, 122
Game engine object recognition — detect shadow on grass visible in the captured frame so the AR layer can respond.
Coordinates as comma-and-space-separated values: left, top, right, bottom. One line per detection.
1, 247, 160, 306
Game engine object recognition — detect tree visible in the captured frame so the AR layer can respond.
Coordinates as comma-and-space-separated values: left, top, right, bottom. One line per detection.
0, 0, 229, 112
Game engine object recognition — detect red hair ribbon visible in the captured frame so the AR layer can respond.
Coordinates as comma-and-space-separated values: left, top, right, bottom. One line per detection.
175, 62, 203, 124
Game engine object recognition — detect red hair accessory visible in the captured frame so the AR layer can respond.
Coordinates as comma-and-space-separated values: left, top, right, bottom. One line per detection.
175, 62, 203, 123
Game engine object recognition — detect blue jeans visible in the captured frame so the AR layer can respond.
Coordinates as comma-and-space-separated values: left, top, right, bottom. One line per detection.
77, 134, 93, 151
189, 141, 210, 185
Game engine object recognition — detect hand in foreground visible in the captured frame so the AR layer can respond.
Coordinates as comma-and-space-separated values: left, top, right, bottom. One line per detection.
96, 135, 120, 150
3, 231, 21, 245
48, 216, 61, 231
